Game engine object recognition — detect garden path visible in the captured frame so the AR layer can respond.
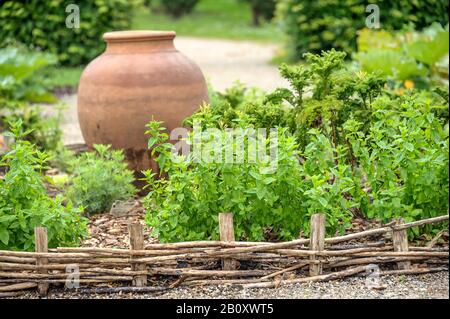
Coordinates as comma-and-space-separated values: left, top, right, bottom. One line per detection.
58, 37, 288, 145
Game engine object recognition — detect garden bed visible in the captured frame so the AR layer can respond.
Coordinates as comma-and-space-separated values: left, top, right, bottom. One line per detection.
1, 24, 448, 301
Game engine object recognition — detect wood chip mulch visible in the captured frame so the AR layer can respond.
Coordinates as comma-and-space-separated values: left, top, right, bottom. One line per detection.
81, 200, 156, 249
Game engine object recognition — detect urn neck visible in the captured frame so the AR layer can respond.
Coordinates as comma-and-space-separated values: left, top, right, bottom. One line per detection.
103, 31, 176, 54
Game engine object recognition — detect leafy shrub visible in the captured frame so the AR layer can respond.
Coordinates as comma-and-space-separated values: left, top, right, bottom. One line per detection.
344, 94, 449, 237
355, 24, 449, 88
159, 50, 448, 241
0, 46, 57, 103
277, 0, 450, 60
67, 144, 137, 214
143, 121, 353, 242
0, 120, 87, 251
185, 81, 268, 131
276, 0, 364, 60
0, 46, 62, 152
187, 49, 386, 149
355, 49, 427, 82
159, 0, 199, 18
0, 1, 141, 66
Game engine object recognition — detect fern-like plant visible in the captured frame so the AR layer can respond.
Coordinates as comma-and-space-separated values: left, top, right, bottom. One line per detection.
66, 144, 136, 214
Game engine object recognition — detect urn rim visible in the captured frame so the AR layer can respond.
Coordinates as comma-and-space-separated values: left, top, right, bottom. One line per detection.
103, 30, 176, 43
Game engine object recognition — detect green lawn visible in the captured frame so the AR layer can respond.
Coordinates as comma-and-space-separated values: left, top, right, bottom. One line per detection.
45, 66, 83, 91
132, 0, 284, 43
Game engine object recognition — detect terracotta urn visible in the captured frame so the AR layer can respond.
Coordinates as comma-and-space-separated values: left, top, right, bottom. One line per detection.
77, 30, 209, 173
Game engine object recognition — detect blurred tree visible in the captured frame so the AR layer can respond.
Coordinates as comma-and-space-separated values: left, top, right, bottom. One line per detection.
242, 0, 277, 26
160, 0, 199, 18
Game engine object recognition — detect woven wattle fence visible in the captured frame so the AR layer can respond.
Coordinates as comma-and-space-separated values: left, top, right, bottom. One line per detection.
0, 213, 448, 297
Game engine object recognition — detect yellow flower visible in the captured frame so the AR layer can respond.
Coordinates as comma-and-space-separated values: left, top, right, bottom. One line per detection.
404, 80, 415, 89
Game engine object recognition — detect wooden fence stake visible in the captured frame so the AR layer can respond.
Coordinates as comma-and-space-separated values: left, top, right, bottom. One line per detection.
392, 218, 411, 270
309, 213, 325, 276
128, 223, 147, 287
219, 213, 237, 270
34, 227, 49, 296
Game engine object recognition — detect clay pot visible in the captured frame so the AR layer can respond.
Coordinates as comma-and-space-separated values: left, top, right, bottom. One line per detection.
77, 30, 209, 173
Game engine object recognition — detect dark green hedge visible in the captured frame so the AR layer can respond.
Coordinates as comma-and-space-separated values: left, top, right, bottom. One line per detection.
383, 0, 449, 30
0, 0, 140, 66
278, 0, 450, 60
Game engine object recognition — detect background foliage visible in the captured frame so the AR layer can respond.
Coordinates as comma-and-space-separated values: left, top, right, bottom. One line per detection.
240, 0, 277, 26
354, 24, 449, 87
159, 0, 199, 18
133, 0, 282, 43
0, 46, 62, 152
0, 46, 57, 103
0, 0, 140, 66
277, 0, 450, 60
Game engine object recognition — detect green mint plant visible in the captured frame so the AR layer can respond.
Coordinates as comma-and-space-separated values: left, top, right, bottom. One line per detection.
143, 120, 354, 242
147, 49, 447, 241
344, 93, 449, 237
0, 120, 87, 251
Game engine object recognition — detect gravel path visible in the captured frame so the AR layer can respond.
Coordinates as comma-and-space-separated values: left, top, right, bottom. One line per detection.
55, 37, 287, 145
11, 272, 449, 299
175, 37, 287, 92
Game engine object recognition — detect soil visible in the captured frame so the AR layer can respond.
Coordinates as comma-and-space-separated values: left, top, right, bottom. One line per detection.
80, 199, 156, 249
